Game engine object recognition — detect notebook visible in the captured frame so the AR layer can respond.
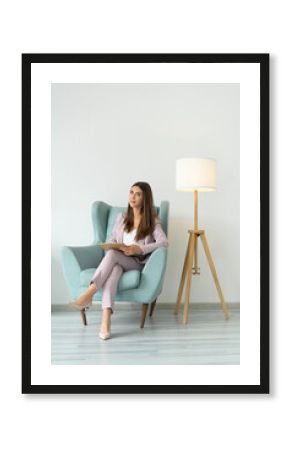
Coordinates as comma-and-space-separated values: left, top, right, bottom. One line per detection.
97, 242, 124, 251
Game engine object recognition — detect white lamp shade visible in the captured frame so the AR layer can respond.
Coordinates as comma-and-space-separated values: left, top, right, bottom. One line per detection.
176, 157, 216, 192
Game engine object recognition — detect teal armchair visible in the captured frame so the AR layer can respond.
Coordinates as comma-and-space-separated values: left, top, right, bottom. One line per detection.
61, 201, 169, 328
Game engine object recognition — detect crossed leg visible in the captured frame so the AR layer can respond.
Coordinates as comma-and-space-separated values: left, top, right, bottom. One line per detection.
73, 249, 143, 335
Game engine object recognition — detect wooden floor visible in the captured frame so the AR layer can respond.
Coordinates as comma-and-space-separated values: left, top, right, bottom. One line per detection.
51, 303, 240, 365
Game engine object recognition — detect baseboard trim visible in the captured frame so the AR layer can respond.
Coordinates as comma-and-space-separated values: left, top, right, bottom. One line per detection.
52, 302, 240, 313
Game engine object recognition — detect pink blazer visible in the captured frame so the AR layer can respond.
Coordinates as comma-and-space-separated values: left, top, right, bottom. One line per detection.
107, 212, 169, 265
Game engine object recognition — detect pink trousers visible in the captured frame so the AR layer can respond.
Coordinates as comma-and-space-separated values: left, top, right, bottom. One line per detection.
89, 249, 143, 314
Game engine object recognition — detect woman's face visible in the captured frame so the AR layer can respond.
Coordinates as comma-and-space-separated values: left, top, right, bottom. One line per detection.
129, 186, 144, 210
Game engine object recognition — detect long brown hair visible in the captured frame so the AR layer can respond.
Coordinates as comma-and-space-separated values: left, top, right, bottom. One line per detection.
122, 181, 158, 241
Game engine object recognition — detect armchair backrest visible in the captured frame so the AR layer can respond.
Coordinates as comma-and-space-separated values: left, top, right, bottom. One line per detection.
91, 201, 169, 245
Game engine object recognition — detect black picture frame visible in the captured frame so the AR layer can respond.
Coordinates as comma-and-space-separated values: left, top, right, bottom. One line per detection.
22, 53, 269, 394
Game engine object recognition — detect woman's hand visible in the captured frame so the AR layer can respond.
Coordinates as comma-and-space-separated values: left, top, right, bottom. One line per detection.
121, 244, 143, 256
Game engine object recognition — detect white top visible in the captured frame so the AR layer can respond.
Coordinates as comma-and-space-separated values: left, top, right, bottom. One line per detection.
123, 228, 137, 245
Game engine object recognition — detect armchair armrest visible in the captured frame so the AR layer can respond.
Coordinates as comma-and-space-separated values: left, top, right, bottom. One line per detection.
61, 244, 104, 295
139, 247, 168, 299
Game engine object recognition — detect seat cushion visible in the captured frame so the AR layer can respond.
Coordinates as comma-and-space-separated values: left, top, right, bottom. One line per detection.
80, 268, 141, 291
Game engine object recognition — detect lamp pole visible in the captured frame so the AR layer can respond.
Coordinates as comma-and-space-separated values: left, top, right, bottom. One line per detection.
193, 190, 200, 275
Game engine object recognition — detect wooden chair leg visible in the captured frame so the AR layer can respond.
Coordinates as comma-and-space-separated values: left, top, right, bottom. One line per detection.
149, 299, 157, 317
140, 303, 149, 328
149, 298, 157, 317
80, 309, 88, 326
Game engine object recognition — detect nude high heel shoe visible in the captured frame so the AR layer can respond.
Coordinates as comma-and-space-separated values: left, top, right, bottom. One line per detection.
99, 311, 111, 339
69, 299, 92, 326
69, 298, 92, 311
98, 330, 111, 340
69, 283, 97, 325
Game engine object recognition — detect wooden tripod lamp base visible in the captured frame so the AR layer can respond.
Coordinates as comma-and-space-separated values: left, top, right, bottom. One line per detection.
175, 229, 231, 325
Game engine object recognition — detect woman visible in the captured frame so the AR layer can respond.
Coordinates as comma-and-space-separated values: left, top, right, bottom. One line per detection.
69, 181, 169, 340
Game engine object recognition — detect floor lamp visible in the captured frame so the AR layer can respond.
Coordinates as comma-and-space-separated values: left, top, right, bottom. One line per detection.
174, 157, 231, 325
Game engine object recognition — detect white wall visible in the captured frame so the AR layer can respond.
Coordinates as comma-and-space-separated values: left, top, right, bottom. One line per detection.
52, 83, 240, 305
